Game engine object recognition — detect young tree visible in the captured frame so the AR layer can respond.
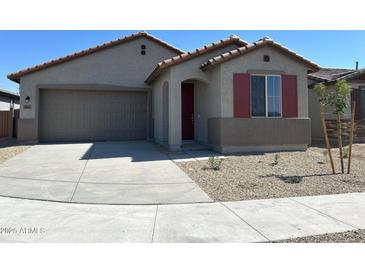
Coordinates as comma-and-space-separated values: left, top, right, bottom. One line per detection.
314, 83, 335, 174
331, 80, 352, 174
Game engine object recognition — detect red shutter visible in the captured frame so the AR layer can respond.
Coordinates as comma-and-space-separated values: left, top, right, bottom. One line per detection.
282, 75, 298, 118
351, 89, 361, 120
233, 73, 250, 118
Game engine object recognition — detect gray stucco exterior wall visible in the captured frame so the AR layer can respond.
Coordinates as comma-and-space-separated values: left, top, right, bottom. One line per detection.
17, 37, 179, 141
203, 46, 313, 152
208, 117, 311, 153
151, 44, 238, 149
152, 43, 313, 152
220, 46, 310, 118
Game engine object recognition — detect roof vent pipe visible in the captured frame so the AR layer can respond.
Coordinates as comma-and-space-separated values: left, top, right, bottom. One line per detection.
356, 61, 359, 70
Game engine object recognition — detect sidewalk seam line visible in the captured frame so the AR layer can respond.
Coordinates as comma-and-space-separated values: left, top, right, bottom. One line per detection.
0, 175, 77, 184
288, 197, 360, 230
220, 202, 271, 242
151, 205, 159, 243
69, 146, 94, 202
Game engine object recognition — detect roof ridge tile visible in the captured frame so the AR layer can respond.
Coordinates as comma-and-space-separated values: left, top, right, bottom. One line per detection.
145, 35, 248, 84
200, 38, 319, 72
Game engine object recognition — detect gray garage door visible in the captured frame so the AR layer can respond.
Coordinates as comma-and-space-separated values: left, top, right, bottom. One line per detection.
39, 89, 147, 142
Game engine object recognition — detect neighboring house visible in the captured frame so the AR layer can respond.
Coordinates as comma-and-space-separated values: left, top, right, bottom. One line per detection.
0, 88, 19, 111
308, 68, 365, 142
7, 31, 319, 153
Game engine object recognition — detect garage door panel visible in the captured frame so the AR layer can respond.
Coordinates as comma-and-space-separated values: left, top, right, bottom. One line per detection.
39, 89, 147, 142
103, 91, 147, 141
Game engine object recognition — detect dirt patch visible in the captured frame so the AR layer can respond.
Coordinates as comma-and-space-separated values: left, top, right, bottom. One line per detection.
176, 144, 365, 202
0, 138, 32, 164
273, 229, 365, 243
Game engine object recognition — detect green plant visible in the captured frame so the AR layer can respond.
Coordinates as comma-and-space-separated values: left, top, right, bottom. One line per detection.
314, 83, 331, 105
342, 147, 349, 159
332, 80, 352, 114
315, 80, 351, 114
208, 156, 223, 171
271, 154, 280, 167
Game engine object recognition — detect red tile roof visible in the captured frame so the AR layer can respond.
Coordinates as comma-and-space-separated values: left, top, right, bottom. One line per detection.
7, 31, 184, 83
200, 37, 320, 72
145, 35, 248, 84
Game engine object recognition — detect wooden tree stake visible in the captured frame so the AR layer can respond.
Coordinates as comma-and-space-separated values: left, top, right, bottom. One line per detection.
336, 114, 344, 174
319, 104, 335, 174
347, 101, 356, 174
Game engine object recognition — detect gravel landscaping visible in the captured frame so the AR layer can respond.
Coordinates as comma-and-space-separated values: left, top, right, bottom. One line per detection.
0, 138, 31, 164
176, 144, 365, 201
273, 229, 365, 243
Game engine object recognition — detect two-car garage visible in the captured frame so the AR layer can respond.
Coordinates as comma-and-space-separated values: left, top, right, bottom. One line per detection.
39, 89, 148, 142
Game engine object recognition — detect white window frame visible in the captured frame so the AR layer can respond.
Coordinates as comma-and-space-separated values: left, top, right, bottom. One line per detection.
251, 74, 282, 118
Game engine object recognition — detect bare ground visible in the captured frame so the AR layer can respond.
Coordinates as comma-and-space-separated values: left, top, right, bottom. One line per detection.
0, 138, 32, 164
273, 229, 365, 243
176, 144, 365, 202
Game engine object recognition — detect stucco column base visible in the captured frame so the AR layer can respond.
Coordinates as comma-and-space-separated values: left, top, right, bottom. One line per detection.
168, 144, 181, 152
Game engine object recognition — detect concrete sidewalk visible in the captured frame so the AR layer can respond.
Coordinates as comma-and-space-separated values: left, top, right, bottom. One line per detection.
0, 192, 364, 242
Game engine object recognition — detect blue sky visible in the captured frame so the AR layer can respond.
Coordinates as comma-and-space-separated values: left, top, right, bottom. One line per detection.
1, 30, 365, 92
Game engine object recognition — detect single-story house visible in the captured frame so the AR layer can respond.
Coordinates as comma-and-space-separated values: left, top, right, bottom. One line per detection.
0, 88, 19, 111
308, 67, 365, 142
7, 31, 319, 153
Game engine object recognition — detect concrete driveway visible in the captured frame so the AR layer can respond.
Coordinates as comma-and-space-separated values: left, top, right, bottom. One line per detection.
0, 141, 212, 204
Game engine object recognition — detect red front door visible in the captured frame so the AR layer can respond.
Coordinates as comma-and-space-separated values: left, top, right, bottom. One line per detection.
181, 83, 194, 140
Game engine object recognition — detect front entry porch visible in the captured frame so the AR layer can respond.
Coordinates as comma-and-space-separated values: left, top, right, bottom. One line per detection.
158, 79, 210, 152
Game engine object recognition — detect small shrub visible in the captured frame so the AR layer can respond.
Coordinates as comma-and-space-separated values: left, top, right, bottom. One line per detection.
271, 154, 280, 167
342, 147, 349, 159
208, 156, 223, 171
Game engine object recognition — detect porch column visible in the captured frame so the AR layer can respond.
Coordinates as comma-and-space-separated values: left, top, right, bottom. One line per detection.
168, 80, 182, 151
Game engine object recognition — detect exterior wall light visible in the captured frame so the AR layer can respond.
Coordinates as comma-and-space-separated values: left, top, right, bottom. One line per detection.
25, 96, 30, 103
